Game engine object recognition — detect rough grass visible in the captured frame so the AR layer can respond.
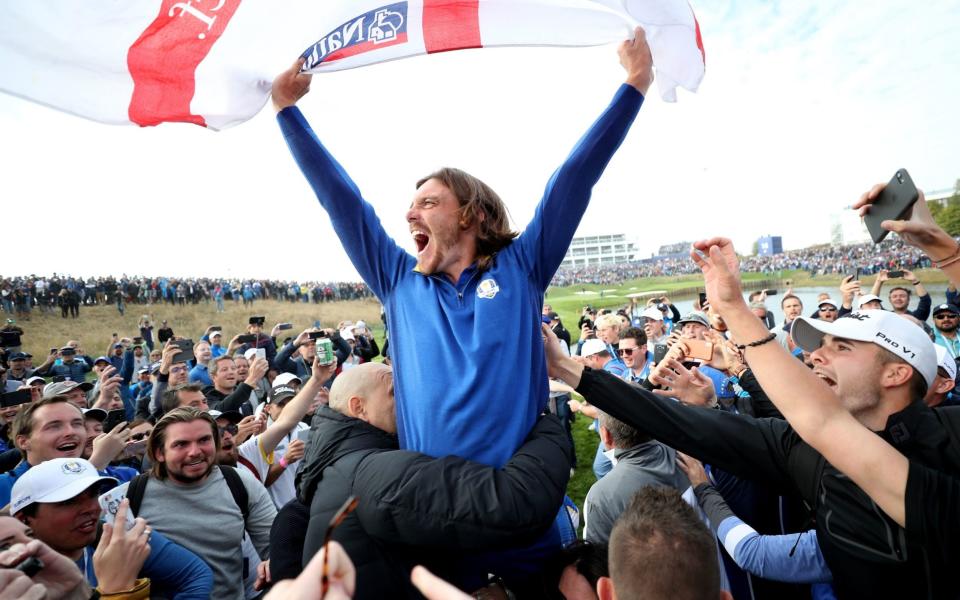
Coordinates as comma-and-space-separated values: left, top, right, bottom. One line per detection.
11, 298, 384, 359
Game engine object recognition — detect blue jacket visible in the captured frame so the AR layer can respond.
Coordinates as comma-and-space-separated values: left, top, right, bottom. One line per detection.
78, 530, 213, 599
41, 358, 91, 382
279, 84, 642, 466
188, 363, 212, 387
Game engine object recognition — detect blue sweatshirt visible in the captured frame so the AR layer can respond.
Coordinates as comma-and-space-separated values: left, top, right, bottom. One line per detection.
279, 85, 642, 466
78, 529, 214, 599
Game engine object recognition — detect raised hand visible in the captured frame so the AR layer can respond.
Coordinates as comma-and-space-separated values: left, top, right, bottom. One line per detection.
690, 238, 746, 312
272, 58, 313, 112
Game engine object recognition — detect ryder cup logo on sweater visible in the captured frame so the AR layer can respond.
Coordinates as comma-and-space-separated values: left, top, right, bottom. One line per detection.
301, 3, 408, 70
476, 278, 500, 299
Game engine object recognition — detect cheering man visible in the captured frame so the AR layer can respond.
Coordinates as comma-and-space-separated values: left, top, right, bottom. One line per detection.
272, 29, 653, 469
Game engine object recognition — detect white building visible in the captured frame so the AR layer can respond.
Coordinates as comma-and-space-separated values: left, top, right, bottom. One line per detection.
829, 210, 871, 246
561, 234, 637, 268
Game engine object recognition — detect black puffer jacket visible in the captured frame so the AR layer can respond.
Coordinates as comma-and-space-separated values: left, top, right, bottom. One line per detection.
295, 406, 572, 599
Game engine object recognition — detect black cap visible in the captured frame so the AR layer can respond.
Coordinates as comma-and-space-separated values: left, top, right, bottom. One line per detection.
268, 385, 297, 404
933, 303, 960, 316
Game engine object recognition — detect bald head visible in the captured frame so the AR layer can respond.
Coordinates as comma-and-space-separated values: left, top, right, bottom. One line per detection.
328, 363, 396, 434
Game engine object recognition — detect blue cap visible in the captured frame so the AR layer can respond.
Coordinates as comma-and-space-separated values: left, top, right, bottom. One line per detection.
7, 352, 28, 361
93, 355, 111, 365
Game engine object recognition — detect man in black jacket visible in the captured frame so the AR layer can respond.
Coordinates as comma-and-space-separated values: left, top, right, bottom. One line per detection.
542, 239, 960, 600
274, 362, 572, 598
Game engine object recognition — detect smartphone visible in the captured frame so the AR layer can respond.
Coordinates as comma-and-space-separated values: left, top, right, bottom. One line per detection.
0, 389, 32, 408
104, 409, 126, 434
277, 323, 293, 331
763, 289, 778, 296
313, 320, 322, 329
121, 439, 147, 458
653, 343, 668, 364
249, 316, 266, 325
236, 334, 257, 344
50, 347, 58, 354
698, 292, 708, 307
864, 169, 920, 243
15, 556, 44, 577
308, 331, 328, 340
847, 268, 861, 282
887, 270, 905, 279
254, 348, 266, 361
682, 338, 715, 361
172, 339, 195, 364
210, 326, 222, 332
133, 336, 143, 344
541, 315, 552, 325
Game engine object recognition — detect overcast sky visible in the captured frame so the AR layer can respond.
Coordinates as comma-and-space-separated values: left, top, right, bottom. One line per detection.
1, 0, 957, 282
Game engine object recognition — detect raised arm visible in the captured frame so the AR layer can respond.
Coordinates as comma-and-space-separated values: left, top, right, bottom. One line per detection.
691, 236, 909, 526
258, 359, 335, 455
542, 325, 800, 494
272, 59, 409, 300
518, 28, 652, 288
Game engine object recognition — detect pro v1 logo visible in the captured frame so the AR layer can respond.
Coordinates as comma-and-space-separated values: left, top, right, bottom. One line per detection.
301, 3, 408, 69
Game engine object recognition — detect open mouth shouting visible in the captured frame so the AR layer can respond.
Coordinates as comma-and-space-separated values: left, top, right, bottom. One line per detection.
814, 370, 837, 388
412, 229, 430, 255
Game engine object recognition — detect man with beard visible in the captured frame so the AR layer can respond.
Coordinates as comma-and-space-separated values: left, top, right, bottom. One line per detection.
932, 303, 960, 360
132, 407, 277, 600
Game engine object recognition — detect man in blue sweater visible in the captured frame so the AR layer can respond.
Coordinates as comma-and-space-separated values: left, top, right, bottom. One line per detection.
273, 27, 653, 472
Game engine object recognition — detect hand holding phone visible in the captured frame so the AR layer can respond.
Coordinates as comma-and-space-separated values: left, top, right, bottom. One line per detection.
862, 169, 920, 243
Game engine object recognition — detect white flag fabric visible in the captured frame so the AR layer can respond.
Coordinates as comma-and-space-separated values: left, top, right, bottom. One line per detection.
0, 0, 704, 130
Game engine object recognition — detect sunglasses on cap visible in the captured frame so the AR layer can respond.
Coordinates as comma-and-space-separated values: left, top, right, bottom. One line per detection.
218, 423, 239, 436
130, 431, 152, 442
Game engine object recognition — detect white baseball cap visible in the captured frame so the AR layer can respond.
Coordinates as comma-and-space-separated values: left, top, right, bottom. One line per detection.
857, 294, 883, 309
273, 372, 302, 387
339, 328, 355, 342
818, 297, 838, 309
581, 338, 608, 357
10, 458, 117, 515
641, 307, 664, 322
935, 345, 958, 381
791, 311, 937, 388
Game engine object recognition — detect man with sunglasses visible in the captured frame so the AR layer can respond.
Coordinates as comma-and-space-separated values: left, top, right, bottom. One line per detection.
932, 303, 960, 361
617, 327, 652, 384
817, 298, 839, 323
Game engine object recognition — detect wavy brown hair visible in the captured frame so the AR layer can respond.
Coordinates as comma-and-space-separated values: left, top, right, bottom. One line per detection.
416, 168, 518, 273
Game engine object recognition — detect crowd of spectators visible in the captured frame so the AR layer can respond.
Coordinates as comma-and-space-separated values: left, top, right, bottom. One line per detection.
550, 236, 937, 287
0, 276, 372, 320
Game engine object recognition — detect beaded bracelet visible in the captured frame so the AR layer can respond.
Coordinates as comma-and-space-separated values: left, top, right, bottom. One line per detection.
735, 332, 777, 351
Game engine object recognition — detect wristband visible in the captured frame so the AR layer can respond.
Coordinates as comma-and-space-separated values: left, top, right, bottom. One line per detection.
279, 456, 288, 469
932, 243, 960, 269
912, 280, 921, 285
735, 332, 776, 351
